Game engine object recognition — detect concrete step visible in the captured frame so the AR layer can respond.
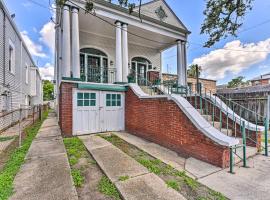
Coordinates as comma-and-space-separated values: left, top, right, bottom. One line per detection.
202, 115, 212, 121
210, 121, 222, 129
233, 145, 258, 164
221, 128, 233, 137
197, 109, 204, 115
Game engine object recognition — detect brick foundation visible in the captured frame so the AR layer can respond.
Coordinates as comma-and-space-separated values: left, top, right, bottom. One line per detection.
59, 82, 77, 137
125, 88, 230, 168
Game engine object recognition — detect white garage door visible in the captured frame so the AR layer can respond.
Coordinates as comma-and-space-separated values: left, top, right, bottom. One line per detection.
73, 89, 125, 135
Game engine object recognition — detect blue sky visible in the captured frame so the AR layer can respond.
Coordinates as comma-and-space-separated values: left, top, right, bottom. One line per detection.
4, 0, 270, 84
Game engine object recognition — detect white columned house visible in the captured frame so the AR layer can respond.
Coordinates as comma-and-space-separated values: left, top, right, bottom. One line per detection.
62, 5, 71, 77
115, 21, 123, 82
122, 23, 129, 83
71, 7, 80, 78
55, 0, 190, 135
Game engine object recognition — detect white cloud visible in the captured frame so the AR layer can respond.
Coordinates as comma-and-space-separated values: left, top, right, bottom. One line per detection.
39, 63, 54, 80
21, 31, 46, 58
39, 21, 55, 53
22, 2, 32, 8
192, 39, 270, 80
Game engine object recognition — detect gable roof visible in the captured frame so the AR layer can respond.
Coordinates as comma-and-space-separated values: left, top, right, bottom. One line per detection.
90, 0, 190, 34
134, 0, 189, 31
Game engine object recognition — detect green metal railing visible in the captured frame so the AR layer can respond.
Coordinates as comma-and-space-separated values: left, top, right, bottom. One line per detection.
127, 76, 269, 173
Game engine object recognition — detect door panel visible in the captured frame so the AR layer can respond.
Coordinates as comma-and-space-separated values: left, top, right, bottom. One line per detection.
73, 90, 124, 135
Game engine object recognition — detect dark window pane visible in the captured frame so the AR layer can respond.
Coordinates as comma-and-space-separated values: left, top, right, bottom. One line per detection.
77, 100, 83, 106
84, 100, 90, 106
106, 100, 111, 106
90, 100, 96, 106
117, 94, 121, 100
106, 94, 111, 100
91, 93, 96, 99
77, 93, 83, 99
117, 100, 121, 106
112, 94, 116, 100
84, 93, 90, 99
112, 100, 116, 106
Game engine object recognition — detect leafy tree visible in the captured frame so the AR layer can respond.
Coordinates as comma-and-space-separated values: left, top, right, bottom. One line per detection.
187, 64, 202, 78
201, 0, 254, 47
227, 76, 250, 88
43, 80, 54, 101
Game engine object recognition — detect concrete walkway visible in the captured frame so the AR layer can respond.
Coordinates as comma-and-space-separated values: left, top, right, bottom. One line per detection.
80, 135, 186, 200
10, 113, 78, 200
114, 132, 270, 200
113, 132, 221, 179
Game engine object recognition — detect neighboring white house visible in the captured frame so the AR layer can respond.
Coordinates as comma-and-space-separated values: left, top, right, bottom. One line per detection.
0, 0, 43, 113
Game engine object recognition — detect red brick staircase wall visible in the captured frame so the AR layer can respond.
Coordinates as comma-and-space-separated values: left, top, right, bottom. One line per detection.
125, 88, 230, 168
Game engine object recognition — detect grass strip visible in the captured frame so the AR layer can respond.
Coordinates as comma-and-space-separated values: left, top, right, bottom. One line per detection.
0, 110, 49, 200
101, 134, 227, 200
98, 176, 121, 200
63, 137, 86, 187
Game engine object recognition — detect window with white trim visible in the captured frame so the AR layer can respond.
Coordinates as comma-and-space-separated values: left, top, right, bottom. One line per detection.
77, 92, 96, 107
106, 94, 121, 107
8, 40, 15, 74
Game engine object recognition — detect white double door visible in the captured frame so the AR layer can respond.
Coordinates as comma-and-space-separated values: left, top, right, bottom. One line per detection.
73, 90, 125, 135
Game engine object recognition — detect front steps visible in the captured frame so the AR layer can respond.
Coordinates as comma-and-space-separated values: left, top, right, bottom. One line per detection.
199, 110, 234, 137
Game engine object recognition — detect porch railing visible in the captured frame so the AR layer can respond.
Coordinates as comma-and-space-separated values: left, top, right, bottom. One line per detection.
83, 67, 116, 84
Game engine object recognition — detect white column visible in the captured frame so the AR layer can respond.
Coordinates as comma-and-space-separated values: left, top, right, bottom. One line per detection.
58, 25, 62, 84
177, 40, 186, 86
122, 23, 128, 83
71, 7, 80, 79
115, 21, 122, 82
182, 41, 187, 85
62, 5, 71, 77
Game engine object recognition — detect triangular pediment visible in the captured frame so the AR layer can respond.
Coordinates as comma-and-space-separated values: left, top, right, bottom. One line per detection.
134, 0, 187, 30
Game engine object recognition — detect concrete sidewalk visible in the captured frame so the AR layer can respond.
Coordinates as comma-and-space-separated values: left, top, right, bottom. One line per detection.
114, 132, 270, 200
10, 113, 78, 200
80, 135, 186, 200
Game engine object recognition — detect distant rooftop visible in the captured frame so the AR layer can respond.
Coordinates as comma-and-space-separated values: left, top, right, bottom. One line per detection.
251, 72, 270, 81
217, 84, 270, 94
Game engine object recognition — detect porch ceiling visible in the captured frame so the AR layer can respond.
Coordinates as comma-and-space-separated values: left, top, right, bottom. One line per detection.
78, 12, 177, 50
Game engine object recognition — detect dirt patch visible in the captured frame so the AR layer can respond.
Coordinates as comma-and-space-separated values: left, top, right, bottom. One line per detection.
101, 133, 228, 200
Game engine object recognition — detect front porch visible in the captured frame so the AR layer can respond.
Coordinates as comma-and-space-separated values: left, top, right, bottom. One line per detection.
55, 0, 189, 87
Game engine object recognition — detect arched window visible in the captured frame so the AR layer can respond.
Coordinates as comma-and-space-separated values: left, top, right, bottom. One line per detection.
80, 48, 107, 57
131, 57, 152, 85
131, 57, 152, 70
80, 48, 110, 83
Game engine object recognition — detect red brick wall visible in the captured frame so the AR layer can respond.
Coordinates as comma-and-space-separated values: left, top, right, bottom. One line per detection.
125, 88, 230, 168
59, 82, 76, 137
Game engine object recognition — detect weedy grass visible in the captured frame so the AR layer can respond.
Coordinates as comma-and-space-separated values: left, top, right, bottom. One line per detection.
98, 176, 121, 200
101, 134, 228, 200
0, 110, 49, 200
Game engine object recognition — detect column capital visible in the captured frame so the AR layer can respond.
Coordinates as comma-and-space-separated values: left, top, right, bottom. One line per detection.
121, 22, 128, 26
115, 20, 123, 25
71, 6, 79, 12
63, 4, 71, 10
